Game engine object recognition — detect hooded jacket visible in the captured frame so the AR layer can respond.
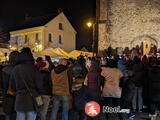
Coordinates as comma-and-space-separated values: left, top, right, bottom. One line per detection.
72, 62, 87, 78
51, 65, 70, 96
10, 48, 42, 112
132, 63, 144, 87
148, 65, 160, 101
37, 69, 52, 96
101, 67, 123, 98
2, 51, 20, 114
118, 59, 127, 73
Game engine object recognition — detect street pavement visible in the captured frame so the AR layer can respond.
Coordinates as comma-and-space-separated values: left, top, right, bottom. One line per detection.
0, 109, 160, 120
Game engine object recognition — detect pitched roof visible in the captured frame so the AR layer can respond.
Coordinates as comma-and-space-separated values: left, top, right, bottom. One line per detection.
11, 13, 59, 31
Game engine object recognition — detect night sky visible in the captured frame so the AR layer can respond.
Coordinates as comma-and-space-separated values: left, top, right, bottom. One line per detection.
0, 0, 96, 50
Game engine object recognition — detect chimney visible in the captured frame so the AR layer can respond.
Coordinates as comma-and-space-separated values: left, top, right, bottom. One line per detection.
58, 8, 63, 13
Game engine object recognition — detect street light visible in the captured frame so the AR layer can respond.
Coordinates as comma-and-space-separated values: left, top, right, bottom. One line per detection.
87, 22, 93, 28
86, 21, 95, 56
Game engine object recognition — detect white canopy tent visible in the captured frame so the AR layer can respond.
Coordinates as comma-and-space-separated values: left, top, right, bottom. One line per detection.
69, 50, 94, 59
52, 48, 70, 58
37, 48, 63, 57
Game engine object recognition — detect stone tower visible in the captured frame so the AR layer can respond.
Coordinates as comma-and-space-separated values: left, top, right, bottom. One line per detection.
98, 0, 160, 53
97, 0, 109, 52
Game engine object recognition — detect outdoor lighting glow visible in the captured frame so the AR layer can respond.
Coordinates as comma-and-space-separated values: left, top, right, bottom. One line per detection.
10, 46, 17, 51
87, 22, 93, 28
35, 44, 43, 52
38, 44, 42, 50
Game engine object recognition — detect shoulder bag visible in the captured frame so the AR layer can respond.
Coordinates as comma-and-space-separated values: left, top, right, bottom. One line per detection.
22, 78, 43, 114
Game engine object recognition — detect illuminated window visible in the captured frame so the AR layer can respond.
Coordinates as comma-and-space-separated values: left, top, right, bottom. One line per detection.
59, 23, 63, 30
48, 33, 52, 42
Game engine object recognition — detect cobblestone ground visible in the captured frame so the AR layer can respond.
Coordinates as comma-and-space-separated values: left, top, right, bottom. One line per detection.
48, 112, 160, 120
0, 107, 160, 120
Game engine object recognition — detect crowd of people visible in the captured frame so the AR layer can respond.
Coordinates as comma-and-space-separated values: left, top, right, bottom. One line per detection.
0, 47, 160, 120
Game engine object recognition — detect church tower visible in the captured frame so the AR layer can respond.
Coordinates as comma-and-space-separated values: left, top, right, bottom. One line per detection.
97, 0, 110, 53
97, 0, 160, 55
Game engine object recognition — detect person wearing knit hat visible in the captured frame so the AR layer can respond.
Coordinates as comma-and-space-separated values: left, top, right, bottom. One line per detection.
2, 51, 20, 120
10, 47, 42, 120
37, 60, 52, 120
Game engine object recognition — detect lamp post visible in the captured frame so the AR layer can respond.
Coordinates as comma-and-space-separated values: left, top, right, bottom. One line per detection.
86, 21, 96, 56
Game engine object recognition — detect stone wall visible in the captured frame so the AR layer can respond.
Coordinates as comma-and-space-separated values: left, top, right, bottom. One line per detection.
98, 0, 160, 51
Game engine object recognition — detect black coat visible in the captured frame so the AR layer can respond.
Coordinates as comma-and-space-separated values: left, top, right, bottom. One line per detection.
0, 65, 4, 89
38, 69, 52, 96
2, 65, 14, 91
71, 63, 87, 78
132, 64, 144, 87
148, 65, 160, 102
2, 65, 15, 114
141, 63, 149, 106
120, 76, 136, 103
11, 62, 42, 112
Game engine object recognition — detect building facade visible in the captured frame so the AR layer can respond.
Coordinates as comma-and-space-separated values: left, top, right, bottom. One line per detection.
98, 0, 160, 54
10, 12, 76, 52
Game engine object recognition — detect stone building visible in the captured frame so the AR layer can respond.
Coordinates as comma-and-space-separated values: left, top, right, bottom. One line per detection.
97, 0, 160, 54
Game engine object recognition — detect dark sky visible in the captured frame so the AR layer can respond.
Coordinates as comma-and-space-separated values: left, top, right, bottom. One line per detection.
0, 0, 96, 50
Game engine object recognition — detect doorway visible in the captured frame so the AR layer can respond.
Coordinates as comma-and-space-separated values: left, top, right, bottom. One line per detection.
131, 35, 157, 55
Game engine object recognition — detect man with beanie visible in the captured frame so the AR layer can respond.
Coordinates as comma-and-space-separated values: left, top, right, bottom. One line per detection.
50, 58, 70, 120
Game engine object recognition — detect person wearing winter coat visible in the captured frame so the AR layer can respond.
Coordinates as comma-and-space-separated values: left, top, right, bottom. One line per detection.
101, 59, 123, 120
141, 55, 149, 107
50, 58, 71, 120
36, 60, 52, 120
10, 47, 42, 120
87, 59, 101, 102
69, 57, 88, 120
86, 59, 101, 120
2, 51, 20, 120
131, 56, 144, 112
45, 55, 55, 72
147, 58, 160, 119
120, 70, 136, 120
118, 59, 127, 73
